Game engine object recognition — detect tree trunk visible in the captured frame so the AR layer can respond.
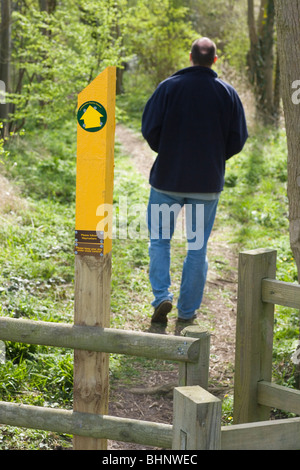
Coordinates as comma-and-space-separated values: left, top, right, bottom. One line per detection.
275, 0, 300, 387
38, 0, 57, 112
247, 0, 277, 125
0, 0, 11, 138
39, 0, 57, 14
261, 0, 275, 118
273, 44, 281, 126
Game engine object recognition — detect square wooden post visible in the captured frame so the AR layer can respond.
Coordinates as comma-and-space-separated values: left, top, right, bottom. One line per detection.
73, 67, 116, 450
233, 248, 277, 424
178, 326, 210, 389
172, 386, 221, 450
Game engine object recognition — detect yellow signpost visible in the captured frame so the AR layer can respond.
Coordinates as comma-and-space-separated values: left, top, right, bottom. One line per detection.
73, 66, 116, 450
75, 66, 116, 256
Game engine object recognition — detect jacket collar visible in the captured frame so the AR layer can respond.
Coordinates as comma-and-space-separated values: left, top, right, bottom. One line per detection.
171, 66, 218, 78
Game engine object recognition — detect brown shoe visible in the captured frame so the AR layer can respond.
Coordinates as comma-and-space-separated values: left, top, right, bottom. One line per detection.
175, 315, 197, 335
177, 314, 197, 324
151, 300, 172, 323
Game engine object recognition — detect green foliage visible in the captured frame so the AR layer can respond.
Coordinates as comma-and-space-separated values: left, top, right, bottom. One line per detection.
4, 0, 251, 134
0, 123, 8, 162
8, 0, 128, 130
220, 126, 294, 280
218, 126, 299, 392
129, 0, 197, 87
4, 121, 76, 202
184, 0, 249, 71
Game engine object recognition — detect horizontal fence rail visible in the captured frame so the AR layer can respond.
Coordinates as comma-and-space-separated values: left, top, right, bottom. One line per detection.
1, 398, 299, 450
257, 380, 300, 416
262, 278, 300, 309
0, 401, 173, 449
221, 416, 300, 450
0, 386, 221, 450
0, 317, 200, 363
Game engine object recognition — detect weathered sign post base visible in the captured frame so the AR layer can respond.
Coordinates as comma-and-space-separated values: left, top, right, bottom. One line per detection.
73, 254, 112, 450
73, 67, 116, 450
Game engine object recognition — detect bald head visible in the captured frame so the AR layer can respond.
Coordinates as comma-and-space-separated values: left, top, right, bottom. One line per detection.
190, 37, 217, 67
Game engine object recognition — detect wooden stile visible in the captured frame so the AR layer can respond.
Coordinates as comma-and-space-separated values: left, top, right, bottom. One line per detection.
73, 67, 116, 450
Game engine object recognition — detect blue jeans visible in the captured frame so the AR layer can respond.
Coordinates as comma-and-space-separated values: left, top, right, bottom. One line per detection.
147, 188, 219, 320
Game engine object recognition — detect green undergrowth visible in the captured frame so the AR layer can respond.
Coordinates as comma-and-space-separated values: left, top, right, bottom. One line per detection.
0, 119, 299, 448
220, 125, 299, 393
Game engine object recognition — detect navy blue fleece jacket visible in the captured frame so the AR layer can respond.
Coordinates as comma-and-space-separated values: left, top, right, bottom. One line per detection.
141, 66, 248, 193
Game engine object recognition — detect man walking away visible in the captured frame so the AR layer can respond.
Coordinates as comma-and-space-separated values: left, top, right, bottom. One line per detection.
142, 37, 248, 325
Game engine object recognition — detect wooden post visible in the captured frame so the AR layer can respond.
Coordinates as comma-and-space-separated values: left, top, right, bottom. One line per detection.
73, 67, 116, 450
172, 386, 221, 450
233, 248, 277, 424
178, 326, 210, 389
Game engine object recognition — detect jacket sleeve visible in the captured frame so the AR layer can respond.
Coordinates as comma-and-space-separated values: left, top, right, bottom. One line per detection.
225, 91, 248, 160
141, 83, 167, 153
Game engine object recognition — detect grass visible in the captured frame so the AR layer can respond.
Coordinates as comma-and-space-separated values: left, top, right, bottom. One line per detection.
0, 111, 299, 447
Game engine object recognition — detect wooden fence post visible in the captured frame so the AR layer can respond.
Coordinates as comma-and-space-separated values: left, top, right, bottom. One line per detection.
233, 248, 277, 424
172, 386, 221, 450
73, 67, 116, 450
178, 326, 210, 389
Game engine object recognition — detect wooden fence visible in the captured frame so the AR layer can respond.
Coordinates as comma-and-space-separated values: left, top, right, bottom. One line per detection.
170, 247, 300, 450
222, 248, 300, 449
173, 248, 300, 450
0, 248, 300, 449
0, 318, 213, 449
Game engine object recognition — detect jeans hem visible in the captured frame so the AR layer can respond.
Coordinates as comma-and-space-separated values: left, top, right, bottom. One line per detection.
151, 296, 173, 308
177, 310, 196, 320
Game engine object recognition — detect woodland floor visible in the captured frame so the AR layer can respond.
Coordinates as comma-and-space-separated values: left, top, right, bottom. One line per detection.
107, 124, 239, 450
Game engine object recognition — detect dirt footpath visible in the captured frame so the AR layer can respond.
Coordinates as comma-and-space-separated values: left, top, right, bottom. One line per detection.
107, 124, 239, 450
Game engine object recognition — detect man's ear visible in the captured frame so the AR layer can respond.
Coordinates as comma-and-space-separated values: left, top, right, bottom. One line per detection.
214, 56, 218, 63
